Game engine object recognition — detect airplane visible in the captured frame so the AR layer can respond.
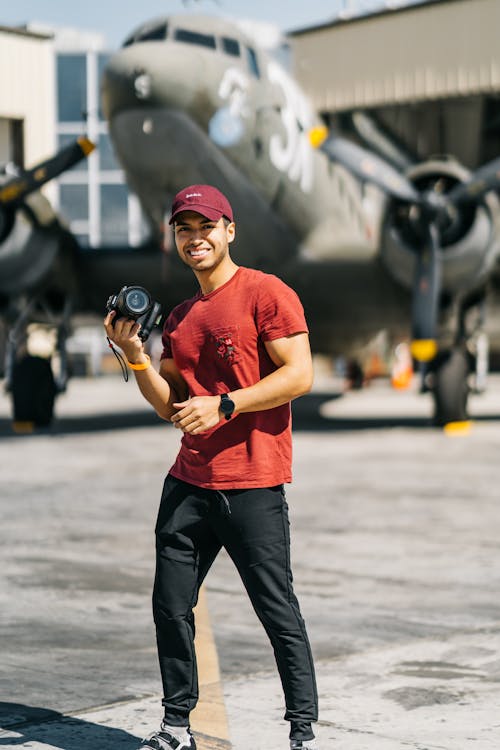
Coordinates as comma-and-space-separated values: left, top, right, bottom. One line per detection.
2, 13, 500, 429
99, 13, 500, 426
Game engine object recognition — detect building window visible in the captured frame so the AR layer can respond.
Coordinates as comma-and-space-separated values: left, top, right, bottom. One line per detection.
98, 53, 110, 119
57, 54, 87, 122
59, 184, 89, 222
100, 184, 129, 244
99, 133, 120, 171
0, 117, 24, 168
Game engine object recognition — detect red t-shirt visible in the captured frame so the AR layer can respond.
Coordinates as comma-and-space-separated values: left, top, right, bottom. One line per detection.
160, 267, 309, 489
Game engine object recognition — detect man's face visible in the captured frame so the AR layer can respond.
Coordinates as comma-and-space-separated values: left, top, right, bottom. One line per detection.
173, 211, 235, 273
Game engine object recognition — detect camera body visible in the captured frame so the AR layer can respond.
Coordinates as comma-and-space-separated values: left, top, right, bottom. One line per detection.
106, 285, 162, 342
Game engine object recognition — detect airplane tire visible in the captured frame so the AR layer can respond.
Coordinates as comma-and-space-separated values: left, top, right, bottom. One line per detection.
432, 347, 470, 426
11, 355, 56, 427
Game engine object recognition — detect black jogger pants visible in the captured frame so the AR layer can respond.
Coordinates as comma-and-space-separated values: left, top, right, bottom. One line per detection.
152, 474, 318, 741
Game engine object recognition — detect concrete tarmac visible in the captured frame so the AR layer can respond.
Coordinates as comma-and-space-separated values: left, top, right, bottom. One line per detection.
1, 373, 500, 749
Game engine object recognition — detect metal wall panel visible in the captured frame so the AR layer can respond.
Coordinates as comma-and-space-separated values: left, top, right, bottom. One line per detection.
290, 0, 498, 112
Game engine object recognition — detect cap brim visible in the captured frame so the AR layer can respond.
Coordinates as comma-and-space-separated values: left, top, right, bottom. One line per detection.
169, 204, 224, 224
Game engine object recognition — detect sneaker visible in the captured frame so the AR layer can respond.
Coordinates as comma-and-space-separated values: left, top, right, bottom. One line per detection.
139, 722, 196, 750
291, 740, 319, 750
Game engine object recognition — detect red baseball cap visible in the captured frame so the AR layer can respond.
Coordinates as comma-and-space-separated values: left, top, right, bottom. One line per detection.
169, 184, 233, 224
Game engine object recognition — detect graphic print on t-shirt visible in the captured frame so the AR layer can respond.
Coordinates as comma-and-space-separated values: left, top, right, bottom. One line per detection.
211, 326, 240, 366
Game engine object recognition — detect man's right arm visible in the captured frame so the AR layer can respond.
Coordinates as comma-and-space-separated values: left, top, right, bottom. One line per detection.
103, 312, 188, 421
131, 356, 188, 421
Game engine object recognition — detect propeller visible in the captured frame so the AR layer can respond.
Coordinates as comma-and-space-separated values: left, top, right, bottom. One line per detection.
310, 126, 420, 204
0, 136, 95, 207
447, 156, 500, 205
0, 136, 95, 243
349, 110, 416, 172
309, 126, 496, 362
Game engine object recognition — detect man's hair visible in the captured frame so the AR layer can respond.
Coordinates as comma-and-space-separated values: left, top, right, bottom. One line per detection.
173, 216, 233, 228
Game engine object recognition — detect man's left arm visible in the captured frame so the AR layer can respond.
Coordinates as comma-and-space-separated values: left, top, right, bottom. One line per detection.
232, 332, 313, 412
171, 332, 313, 434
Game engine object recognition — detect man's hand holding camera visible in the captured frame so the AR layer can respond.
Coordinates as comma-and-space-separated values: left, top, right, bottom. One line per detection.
103, 287, 227, 432
104, 310, 146, 365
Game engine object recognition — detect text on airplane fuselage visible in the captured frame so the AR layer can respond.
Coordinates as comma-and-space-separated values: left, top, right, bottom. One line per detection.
218, 63, 315, 194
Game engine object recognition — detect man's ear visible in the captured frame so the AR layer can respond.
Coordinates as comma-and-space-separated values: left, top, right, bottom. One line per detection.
226, 222, 236, 244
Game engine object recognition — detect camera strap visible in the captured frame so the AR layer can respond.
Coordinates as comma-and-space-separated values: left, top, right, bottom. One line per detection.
106, 336, 129, 382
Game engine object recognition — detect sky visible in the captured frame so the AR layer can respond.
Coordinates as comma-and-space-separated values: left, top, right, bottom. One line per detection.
0, 0, 388, 49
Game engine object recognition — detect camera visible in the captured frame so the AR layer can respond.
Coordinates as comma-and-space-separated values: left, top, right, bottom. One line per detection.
106, 285, 162, 342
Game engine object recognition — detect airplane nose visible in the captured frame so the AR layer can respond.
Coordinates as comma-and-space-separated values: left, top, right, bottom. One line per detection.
100, 48, 151, 120
100, 43, 215, 122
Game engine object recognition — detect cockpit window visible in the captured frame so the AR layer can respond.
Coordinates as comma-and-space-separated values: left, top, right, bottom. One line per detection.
174, 29, 216, 49
122, 22, 168, 47
246, 47, 260, 78
222, 37, 240, 57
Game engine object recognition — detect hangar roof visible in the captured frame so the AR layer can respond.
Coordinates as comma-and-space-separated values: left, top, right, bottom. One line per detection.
288, 0, 498, 112
0, 24, 52, 40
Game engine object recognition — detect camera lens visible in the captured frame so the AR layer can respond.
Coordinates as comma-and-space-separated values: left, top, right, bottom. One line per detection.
124, 287, 150, 315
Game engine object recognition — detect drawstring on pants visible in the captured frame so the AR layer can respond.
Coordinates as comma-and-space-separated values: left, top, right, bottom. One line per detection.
214, 489, 231, 515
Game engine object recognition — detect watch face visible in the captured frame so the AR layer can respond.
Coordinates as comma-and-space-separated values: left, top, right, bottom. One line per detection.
221, 394, 235, 417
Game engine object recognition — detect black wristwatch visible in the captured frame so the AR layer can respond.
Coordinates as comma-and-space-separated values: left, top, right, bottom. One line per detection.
220, 392, 235, 420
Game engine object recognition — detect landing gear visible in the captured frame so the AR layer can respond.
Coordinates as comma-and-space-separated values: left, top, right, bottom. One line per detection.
424, 294, 489, 426
11, 355, 56, 427
4, 293, 72, 428
429, 347, 471, 426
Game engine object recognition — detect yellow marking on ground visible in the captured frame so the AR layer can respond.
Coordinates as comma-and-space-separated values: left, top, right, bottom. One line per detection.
191, 586, 230, 747
444, 420, 472, 436
12, 421, 35, 434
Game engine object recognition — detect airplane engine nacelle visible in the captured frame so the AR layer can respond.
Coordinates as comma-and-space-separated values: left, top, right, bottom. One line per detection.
380, 159, 500, 296
0, 192, 74, 300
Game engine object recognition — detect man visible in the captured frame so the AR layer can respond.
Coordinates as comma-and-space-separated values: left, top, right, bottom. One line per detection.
104, 185, 319, 750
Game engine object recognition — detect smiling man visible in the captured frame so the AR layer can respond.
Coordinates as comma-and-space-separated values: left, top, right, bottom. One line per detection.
104, 184, 319, 750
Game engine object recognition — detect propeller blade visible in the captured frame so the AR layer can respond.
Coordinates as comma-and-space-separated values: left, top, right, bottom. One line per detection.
448, 156, 500, 205
410, 222, 441, 363
0, 136, 95, 206
309, 126, 421, 204
350, 111, 416, 171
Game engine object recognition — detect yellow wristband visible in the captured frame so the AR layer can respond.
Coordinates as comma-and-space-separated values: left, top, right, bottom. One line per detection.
127, 354, 151, 371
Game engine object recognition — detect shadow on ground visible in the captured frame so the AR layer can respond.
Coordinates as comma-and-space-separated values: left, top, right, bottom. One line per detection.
291, 392, 435, 431
0, 703, 231, 750
0, 702, 140, 750
1, 392, 499, 438
0, 410, 163, 438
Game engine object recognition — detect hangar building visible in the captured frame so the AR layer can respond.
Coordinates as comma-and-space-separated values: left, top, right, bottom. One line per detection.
0, 25, 55, 179
289, 0, 499, 169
